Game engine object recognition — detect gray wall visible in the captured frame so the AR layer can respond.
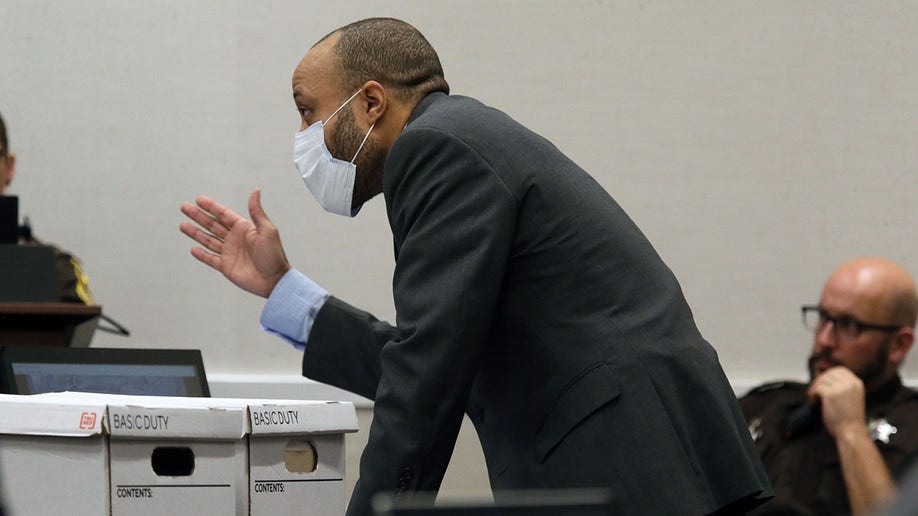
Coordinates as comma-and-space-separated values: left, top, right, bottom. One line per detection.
2, 1, 917, 387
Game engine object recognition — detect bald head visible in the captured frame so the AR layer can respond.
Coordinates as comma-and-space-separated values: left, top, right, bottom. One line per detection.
823, 258, 918, 329
810, 258, 917, 389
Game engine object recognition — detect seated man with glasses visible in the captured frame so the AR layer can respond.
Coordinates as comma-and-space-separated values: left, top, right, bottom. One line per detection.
740, 257, 918, 515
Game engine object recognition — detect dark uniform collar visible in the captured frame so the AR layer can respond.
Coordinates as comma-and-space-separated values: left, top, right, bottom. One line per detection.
865, 374, 905, 407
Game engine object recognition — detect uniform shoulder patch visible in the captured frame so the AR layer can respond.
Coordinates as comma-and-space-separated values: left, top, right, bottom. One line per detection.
742, 380, 806, 397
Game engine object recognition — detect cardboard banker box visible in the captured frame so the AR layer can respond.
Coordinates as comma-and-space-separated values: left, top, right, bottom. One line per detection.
0, 393, 110, 516
103, 395, 249, 516
1, 392, 358, 516
245, 400, 358, 515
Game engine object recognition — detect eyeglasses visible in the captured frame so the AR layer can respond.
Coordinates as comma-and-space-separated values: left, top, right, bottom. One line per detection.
801, 305, 902, 342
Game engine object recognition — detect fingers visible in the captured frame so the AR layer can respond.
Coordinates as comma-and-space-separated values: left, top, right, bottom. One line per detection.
179, 196, 240, 268
248, 188, 273, 233
181, 220, 226, 275
180, 201, 230, 241
821, 367, 859, 388
809, 367, 863, 402
179, 221, 224, 255
810, 367, 867, 437
189, 245, 223, 270
808, 369, 834, 400
202, 195, 247, 233
189, 196, 246, 238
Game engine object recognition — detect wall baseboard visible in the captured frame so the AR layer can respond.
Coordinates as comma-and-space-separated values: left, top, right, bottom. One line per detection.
207, 373, 373, 408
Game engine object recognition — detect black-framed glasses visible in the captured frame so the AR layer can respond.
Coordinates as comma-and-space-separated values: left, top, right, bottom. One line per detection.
801, 305, 902, 341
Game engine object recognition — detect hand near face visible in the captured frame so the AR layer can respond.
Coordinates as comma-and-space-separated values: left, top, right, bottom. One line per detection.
808, 366, 867, 440
180, 189, 291, 298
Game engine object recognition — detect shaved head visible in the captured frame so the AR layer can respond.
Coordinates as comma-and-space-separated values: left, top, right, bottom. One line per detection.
824, 257, 918, 328
810, 257, 917, 389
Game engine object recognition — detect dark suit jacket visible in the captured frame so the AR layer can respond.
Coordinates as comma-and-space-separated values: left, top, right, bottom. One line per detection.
304, 92, 771, 515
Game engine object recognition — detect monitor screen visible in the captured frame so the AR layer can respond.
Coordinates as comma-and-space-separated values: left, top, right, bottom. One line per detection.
0, 346, 210, 397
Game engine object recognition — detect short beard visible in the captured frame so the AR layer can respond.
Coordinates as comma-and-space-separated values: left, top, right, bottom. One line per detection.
327, 107, 385, 212
807, 338, 891, 388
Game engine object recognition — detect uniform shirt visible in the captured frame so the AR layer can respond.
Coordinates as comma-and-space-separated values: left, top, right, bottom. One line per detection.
739, 375, 918, 515
18, 230, 93, 304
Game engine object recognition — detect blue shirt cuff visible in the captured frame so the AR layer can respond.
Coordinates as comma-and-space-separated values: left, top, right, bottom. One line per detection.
259, 268, 330, 351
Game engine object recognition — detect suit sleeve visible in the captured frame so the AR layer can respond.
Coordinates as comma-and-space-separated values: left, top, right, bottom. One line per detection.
334, 126, 516, 514
304, 296, 400, 400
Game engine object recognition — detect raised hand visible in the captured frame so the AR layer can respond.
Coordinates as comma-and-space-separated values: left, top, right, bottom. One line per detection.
180, 188, 291, 298
808, 366, 867, 439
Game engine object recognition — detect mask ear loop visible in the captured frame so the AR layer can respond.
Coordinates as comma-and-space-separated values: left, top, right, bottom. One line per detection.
324, 89, 362, 124
350, 124, 375, 163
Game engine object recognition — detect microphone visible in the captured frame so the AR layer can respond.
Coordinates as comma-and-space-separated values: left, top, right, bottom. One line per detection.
97, 313, 131, 337
784, 401, 822, 438
17, 215, 32, 241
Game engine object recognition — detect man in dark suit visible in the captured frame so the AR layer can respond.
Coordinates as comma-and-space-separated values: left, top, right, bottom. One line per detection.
181, 17, 770, 515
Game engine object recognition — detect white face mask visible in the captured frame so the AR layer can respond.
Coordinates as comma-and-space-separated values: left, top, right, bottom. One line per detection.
293, 89, 375, 217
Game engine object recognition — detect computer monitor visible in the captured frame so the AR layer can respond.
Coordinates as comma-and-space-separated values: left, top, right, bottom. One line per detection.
0, 346, 210, 397
372, 489, 615, 516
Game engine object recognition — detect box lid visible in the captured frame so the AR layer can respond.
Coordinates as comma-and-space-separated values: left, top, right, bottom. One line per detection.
244, 400, 359, 435
9, 393, 359, 438
39, 392, 247, 440
95, 395, 359, 435
0, 392, 106, 437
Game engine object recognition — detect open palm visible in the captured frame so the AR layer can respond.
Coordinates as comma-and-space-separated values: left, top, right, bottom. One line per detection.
180, 189, 290, 298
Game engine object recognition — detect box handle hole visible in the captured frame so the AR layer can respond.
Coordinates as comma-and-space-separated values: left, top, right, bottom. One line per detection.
284, 440, 317, 473
151, 446, 195, 476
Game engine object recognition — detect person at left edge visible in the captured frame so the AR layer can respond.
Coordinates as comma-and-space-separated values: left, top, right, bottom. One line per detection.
180, 17, 770, 515
0, 111, 93, 304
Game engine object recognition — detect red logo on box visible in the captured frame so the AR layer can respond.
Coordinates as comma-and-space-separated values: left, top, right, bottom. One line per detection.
80, 412, 97, 430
